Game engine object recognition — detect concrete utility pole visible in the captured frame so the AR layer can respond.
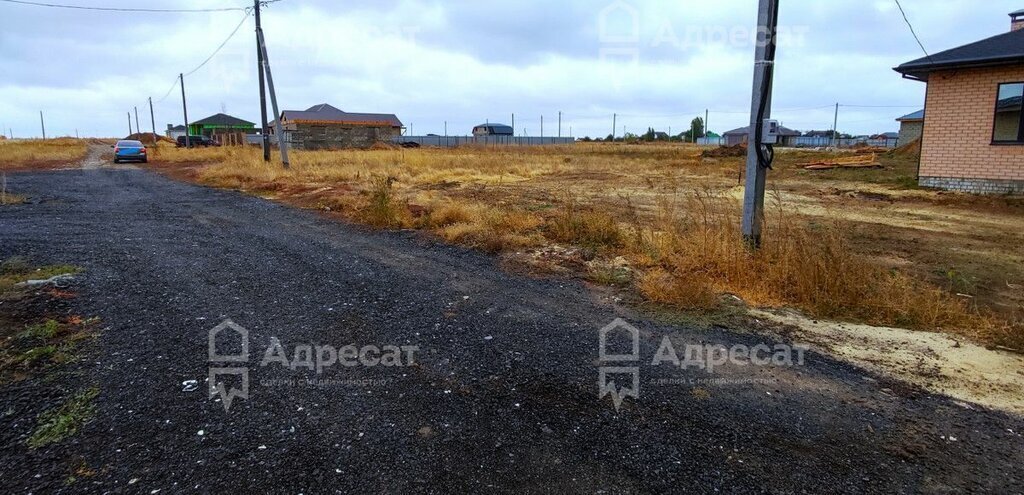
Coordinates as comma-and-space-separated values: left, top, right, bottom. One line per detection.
149, 97, 156, 139
831, 102, 839, 148
180, 73, 191, 148
705, 108, 709, 142
255, 0, 270, 162
134, 106, 141, 137
511, 113, 515, 135
558, 111, 562, 138
740, 0, 780, 247
39, 111, 46, 139
258, 28, 290, 167
540, 115, 544, 138
127, 112, 133, 136
612, 113, 617, 140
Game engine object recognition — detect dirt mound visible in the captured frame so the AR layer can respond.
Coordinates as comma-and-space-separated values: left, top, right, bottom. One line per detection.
889, 139, 921, 159
124, 132, 173, 145
701, 143, 746, 158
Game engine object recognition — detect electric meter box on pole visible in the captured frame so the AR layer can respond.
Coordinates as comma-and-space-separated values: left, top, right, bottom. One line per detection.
761, 119, 780, 144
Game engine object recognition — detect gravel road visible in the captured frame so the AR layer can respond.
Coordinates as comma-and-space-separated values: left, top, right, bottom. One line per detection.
1, 158, 1022, 493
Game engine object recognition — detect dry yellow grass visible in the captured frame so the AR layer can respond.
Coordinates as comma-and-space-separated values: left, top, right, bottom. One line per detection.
152, 143, 1023, 347
0, 138, 88, 170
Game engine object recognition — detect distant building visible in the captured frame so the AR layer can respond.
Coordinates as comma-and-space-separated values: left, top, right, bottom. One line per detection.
894, 9, 1024, 194
165, 124, 186, 140
272, 103, 403, 149
472, 123, 514, 136
723, 124, 801, 146
895, 110, 924, 144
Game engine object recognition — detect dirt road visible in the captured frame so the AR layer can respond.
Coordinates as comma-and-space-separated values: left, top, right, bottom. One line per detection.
1, 161, 1022, 493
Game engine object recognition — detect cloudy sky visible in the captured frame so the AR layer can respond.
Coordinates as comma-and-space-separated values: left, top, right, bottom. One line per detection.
0, 0, 1020, 138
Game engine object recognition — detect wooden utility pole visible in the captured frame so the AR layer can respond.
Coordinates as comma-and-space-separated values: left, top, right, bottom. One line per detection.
740, 0, 779, 247
40, 111, 46, 139
257, 28, 289, 167
255, 0, 270, 162
180, 73, 191, 148
149, 97, 156, 139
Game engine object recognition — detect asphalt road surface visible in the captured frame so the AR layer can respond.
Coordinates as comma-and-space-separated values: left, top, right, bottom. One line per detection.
2, 159, 1022, 493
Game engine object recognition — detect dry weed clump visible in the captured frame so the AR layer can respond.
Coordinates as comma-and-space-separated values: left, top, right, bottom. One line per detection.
629, 188, 980, 333
0, 138, 88, 168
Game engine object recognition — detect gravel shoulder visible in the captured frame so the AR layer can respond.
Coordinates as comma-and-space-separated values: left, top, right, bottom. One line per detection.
1, 164, 1022, 493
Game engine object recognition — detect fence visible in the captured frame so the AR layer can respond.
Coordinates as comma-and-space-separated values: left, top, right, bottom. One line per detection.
788, 136, 899, 148
393, 135, 575, 147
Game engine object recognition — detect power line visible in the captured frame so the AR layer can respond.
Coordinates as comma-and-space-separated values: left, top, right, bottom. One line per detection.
0, 0, 245, 12
893, 0, 933, 62
154, 77, 179, 103
183, 10, 251, 76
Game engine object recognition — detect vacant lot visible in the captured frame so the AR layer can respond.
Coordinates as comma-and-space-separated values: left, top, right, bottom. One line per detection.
150, 142, 1024, 348
0, 138, 89, 171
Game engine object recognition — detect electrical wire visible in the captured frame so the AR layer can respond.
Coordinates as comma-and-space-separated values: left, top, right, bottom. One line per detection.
0, 0, 245, 12
893, 0, 933, 62
153, 76, 179, 104
183, 10, 251, 76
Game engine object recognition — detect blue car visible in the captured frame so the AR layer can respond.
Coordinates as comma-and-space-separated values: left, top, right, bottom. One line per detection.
113, 140, 148, 164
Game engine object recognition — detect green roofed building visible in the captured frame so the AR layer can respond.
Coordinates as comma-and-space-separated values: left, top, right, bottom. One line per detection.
187, 113, 256, 137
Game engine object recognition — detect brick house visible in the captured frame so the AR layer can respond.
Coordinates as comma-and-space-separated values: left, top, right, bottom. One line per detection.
895, 109, 924, 144
894, 10, 1024, 194
271, 103, 403, 150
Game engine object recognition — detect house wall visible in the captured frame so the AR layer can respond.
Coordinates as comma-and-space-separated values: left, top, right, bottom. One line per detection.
286, 123, 399, 149
919, 66, 1024, 194
897, 120, 923, 144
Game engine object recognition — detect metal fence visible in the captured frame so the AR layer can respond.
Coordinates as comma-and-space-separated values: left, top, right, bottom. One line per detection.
788, 136, 899, 148
393, 135, 575, 147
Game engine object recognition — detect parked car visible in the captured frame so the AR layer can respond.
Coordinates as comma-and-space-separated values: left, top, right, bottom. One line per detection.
176, 135, 219, 147
112, 140, 147, 163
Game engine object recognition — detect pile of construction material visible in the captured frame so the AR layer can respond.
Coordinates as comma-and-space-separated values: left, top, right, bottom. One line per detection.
802, 153, 881, 170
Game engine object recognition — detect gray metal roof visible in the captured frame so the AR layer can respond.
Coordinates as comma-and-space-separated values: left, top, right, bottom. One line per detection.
279, 103, 403, 127
896, 109, 925, 121
894, 28, 1024, 81
1011, 8, 1024, 17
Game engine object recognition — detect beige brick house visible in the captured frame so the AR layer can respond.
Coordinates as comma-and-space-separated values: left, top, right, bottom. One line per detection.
895, 9, 1024, 194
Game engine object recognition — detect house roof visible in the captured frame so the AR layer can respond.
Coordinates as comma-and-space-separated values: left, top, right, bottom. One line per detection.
167, 125, 186, 131
190, 113, 255, 127
723, 124, 801, 137
896, 109, 925, 122
280, 103, 403, 127
474, 123, 513, 131
894, 27, 1024, 81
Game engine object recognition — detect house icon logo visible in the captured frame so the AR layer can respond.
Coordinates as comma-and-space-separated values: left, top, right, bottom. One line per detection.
208, 318, 250, 412
597, 318, 641, 411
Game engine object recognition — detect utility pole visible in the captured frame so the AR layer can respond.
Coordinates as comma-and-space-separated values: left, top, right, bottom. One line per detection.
705, 108, 709, 143
540, 115, 544, 138
127, 112, 133, 136
558, 111, 562, 138
40, 111, 45, 139
612, 113, 617, 140
511, 113, 515, 135
740, 0, 779, 247
831, 102, 839, 148
257, 28, 290, 167
444, 121, 447, 137
149, 97, 156, 139
255, 0, 270, 162
180, 73, 191, 148
134, 106, 141, 137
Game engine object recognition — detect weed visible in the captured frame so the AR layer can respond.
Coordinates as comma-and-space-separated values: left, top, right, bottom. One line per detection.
547, 201, 624, 249
27, 387, 99, 449
19, 319, 60, 340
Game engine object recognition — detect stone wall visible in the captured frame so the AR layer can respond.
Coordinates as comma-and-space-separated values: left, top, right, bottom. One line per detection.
897, 120, 923, 145
288, 124, 399, 149
919, 176, 1024, 194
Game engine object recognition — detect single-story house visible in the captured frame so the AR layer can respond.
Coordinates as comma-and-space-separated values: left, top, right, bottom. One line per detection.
894, 9, 1024, 194
895, 110, 924, 144
472, 123, 514, 136
272, 103, 403, 149
723, 124, 801, 146
165, 124, 186, 140
187, 113, 256, 137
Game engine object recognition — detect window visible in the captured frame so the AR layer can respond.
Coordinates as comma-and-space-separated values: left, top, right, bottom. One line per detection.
993, 82, 1024, 144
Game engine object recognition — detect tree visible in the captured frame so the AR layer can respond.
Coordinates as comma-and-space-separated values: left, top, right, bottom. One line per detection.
690, 117, 705, 141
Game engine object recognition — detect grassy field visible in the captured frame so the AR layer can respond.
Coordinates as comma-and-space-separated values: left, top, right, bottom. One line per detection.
150, 142, 1024, 348
0, 138, 89, 171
